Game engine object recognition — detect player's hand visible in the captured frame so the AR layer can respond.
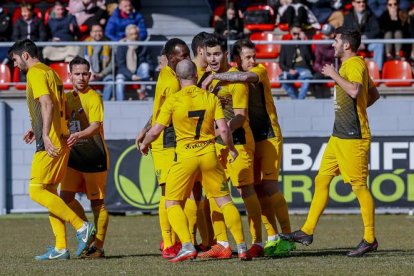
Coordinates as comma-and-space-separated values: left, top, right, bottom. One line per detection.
43, 135, 59, 158
201, 74, 215, 91
23, 129, 35, 144
321, 64, 335, 78
140, 143, 149, 156
66, 132, 80, 148
228, 147, 238, 163
135, 129, 146, 149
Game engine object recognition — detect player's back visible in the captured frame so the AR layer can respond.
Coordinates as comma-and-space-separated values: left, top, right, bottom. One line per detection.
26, 62, 68, 151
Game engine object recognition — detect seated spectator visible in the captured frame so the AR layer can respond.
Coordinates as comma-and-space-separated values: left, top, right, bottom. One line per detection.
277, 0, 321, 30
68, 0, 108, 29
115, 24, 154, 101
105, 0, 147, 41
279, 23, 314, 99
343, 0, 384, 70
380, 0, 408, 60
84, 24, 114, 101
214, 5, 246, 40
310, 0, 344, 28
409, 6, 414, 62
312, 24, 335, 98
12, 3, 47, 42
368, 0, 387, 18
0, 7, 11, 63
43, 1, 80, 63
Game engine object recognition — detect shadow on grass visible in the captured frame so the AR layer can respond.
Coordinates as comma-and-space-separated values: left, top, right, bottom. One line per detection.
289, 248, 412, 257
104, 254, 161, 259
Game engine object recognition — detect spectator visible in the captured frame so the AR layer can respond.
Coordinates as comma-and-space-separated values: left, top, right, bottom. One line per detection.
343, 0, 384, 70
214, 5, 246, 40
310, 0, 344, 28
0, 7, 11, 63
277, 0, 321, 30
367, 0, 387, 18
68, 0, 108, 29
409, 7, 414, 62
380, 0, 408, 60
279, 23, 313, 99
84, 24, 114, 101
115, 24, 154, 101
313, 24, 335, 98
12, 3, 47, 42
43, 1, 80, 62
105, 0, 147, 41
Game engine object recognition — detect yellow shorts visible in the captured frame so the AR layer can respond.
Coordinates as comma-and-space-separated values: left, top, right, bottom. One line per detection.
165, 151, 229, 201
254, 137, 283, 183
152, 147, 176, 185
318, 136, 370, 186
216, 143, 254, 187
61, 167, 107, 200
30, 148, 69, 185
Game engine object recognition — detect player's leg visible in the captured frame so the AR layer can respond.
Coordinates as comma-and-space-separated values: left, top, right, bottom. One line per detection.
60, 167, 87, 222
184, 181, 202, 245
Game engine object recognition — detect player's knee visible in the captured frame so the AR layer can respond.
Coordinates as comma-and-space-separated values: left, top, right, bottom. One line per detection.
60, 191, 76, 204
91, 199, 105, 209
165, 200, 181, 208
351, 184, 368, 192
214, 195, 232, 208
238, 184, 256, 198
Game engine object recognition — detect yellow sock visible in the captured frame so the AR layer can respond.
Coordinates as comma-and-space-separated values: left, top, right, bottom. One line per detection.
353, 185, 375, 243
196, 199, 210, 246
68, 199, 88, 221
49, 212, 67, 250
301, 175, 333, 235
29, 183, 84, 230
167, 205, 191, 244
209, 198, 228, 242
220, 201, 245, 244
92, 204, 109, 249
243, 193, 262, 244
184, 198, 199, 244
270, 191, 291, 233
159, 196, 173, 249
259, 196, 278, 237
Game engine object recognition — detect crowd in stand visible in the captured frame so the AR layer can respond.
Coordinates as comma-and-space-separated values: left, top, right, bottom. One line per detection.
0, 0, 413, 100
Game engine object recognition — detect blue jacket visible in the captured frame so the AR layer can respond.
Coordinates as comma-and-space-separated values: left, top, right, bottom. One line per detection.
47, 14, 78, 41
105, 8, 147, 41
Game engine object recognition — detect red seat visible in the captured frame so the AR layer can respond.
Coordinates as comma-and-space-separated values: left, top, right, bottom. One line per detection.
311, 32, 323, 53
365, 59, 381, 86
12, 7, 42, 24
244, 5, 275, 32
382, 60, 413, 87
250, 32, 280, 59
277, 23, 290, 32
0, 64, 11, 90
260, 62, 282, 88
50, 62, 73, 90
13, 67, 26, 90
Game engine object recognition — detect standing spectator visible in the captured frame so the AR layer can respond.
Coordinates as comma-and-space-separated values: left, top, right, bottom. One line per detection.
313, 24, 335, 98
43, 1, 80, 62
84, 24, 114, 101
279, 24, 313, 99
105, 0, 147, 41
12, 3, 47, 42
343, 0, 384, 70
115, 24, 154, 101
380, 0, 407, 60
68, 0, 108, 29
214, 5, 245, 40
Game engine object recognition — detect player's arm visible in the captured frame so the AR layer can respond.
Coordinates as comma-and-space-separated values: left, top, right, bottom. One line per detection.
23, 128, 35, 144
321, 64, 361, 98
39, 94, 59, 158
367, 78, 380, 107
202, 71, 258, 89
216, 118, 238, 162
66, 121, 101, 148
229, 108, 247, 132
135, 115, 152, 148
139, 123, 166, 155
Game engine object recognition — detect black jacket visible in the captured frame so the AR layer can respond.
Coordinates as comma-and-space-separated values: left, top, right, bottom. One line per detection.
12, 17, 47, 41
279, 43, 313, 72
116, 44, 154, 80
343, 8, 381, 39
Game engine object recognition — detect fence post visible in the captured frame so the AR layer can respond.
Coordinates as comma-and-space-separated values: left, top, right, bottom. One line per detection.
0, 101, 7, 215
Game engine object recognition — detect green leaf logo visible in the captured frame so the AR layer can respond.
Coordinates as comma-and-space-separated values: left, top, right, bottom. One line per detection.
114, 145, 160, 209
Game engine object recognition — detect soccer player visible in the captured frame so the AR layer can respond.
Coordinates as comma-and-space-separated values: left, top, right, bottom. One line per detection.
59, 56, 110, 258
199, 34, 263, 258
9, 39, 95, 260
140, 59, 250, 262
191, 31, 211, 84
135, 38, 190, 258
280, 27, 380, 257
202, 38, 295, 257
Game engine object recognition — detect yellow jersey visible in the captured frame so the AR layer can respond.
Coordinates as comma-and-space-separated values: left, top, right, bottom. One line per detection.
209, 67, 254, 146
26, 62, 68, 152
157, 85, 225, 158
66, 88, 109, 172
248, 64, 282, 141
151, 65, 180, 150
333, 56, 374, 139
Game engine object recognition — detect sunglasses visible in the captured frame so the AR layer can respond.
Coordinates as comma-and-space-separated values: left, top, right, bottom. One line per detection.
354, 1, 365, 3
291, 32, 300, 36
388, 3, 397, 6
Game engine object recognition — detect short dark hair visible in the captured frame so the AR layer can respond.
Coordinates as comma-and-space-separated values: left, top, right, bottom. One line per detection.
204, 34, 227, 53
69, 56, 90, 72
8, 39, 39, 59
191, 32, 211, 56
335, 27, 361, 52
232, 39, 255, 59
164, 38, 188, 57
